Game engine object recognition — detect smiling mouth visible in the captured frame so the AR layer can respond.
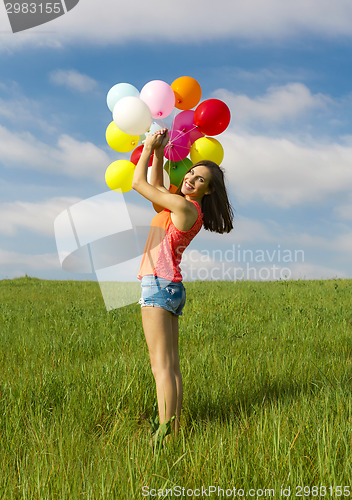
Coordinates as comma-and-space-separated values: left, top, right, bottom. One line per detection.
184, 181, 194, 190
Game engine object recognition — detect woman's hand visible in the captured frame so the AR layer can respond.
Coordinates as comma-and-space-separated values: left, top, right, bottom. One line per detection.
144, 128, 169, 154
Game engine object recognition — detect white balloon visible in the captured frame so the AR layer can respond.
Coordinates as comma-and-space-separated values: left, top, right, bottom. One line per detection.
163, 169, 170, 189
147, 168, 170, 190
113, 96, 152, 136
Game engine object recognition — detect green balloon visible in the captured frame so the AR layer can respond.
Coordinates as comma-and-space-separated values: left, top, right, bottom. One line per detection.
164, 158, 192, 187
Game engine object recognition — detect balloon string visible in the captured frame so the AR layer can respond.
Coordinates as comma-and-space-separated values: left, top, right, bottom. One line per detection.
170, 149, 184, 163
168, 144, 191, 154
169, 124, 200, 145
168, 144, 190, 164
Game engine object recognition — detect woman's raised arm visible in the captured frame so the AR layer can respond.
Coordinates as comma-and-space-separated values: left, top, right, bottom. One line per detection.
149, 129, 169, 191
132, 130, 193, 215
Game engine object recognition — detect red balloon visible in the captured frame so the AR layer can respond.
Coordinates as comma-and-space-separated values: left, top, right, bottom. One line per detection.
194, 99, 231, 136
130, 145, 154, 166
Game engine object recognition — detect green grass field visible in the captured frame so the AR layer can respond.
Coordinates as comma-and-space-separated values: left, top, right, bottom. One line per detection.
0, 276, 352, 499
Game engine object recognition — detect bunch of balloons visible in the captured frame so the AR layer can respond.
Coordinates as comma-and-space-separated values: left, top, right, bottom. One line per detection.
105, 76, 231, 193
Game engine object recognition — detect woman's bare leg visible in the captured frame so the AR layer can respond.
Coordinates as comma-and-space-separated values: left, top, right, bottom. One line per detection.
142, 306, 177, 426
171, 313, 183, 434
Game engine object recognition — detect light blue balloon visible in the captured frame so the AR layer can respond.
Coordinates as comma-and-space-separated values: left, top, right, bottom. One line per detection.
106, 83, 139, 112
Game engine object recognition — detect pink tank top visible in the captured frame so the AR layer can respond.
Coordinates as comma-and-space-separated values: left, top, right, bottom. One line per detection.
137, 200, 203, 282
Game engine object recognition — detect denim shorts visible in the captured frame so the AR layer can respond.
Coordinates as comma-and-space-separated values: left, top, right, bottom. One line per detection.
139, 275, 186, 316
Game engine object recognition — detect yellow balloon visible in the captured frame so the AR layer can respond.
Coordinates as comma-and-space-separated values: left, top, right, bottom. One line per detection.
106, 122, 139, 153
105, 160, 135, 193
190, 137, 224, 165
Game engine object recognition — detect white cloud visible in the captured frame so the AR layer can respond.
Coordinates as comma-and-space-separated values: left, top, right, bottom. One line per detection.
194, 216, 277, 246
0, 249, 61, 276
0, 195, 155, 280
180, 249, 349, 281
1, 196, 349, 280
0, 247, 347, 281
289, 262, 349, 280
227, 68, 316, 85
277, 229, 352, 254
0, 197, 81, 236
214, 83, 330, 126
0, 125, 111, 180
2, 0, 352, 51
190, 212, 352, 274
49, 69, 98, 93
334, 202, 352, 221
55, 134, 111, 178
221, 132, 352, 208
333, 231, 352, 254
0, 85, 57, 133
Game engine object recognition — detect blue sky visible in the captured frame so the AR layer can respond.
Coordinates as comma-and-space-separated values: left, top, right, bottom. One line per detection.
1, 0, 352, 283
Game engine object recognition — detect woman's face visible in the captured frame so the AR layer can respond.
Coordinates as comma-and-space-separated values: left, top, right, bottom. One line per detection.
180, 165, 212, 200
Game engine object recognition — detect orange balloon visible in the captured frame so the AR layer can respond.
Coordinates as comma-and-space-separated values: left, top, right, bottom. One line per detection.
153, 202, 164, 213
153, 184, 178, 212
171, 76, 202, 110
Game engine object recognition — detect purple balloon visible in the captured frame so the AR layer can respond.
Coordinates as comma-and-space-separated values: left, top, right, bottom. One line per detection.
164, 129, 191, 162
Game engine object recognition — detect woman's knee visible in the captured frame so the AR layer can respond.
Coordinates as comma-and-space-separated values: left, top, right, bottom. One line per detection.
151, 363, 175, 382
172, 360, 181, 377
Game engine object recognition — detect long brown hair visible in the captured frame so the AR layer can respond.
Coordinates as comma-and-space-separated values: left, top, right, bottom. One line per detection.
176, 160, 234, 233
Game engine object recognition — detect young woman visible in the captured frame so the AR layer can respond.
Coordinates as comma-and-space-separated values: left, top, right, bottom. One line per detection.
132, 128, 233, 439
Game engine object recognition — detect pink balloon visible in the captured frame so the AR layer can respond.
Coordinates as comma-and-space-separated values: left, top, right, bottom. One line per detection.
140, 80, 175, 119
172, 110, 204, 144
164, 129, 191, 162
